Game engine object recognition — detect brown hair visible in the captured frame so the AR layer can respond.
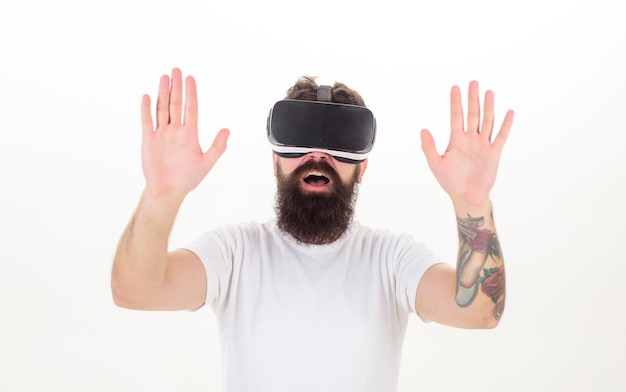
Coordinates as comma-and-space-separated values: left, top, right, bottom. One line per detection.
285, 76, 366, 107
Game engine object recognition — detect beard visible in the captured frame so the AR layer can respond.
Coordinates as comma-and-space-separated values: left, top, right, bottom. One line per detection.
274, 159, 360, 245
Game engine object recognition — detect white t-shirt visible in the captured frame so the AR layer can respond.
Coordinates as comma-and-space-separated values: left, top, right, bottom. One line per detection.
185, 220, 442, 392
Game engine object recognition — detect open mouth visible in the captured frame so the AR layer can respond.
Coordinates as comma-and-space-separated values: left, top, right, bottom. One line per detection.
303, 171, 330, 186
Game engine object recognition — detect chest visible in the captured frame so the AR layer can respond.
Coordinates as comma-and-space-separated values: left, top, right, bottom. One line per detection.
225, 250, 403, 353
216, 243, 408, 390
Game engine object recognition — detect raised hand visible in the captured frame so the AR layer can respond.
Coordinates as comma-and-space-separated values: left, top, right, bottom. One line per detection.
420, 81, 514, 207
141, 68, 229, 200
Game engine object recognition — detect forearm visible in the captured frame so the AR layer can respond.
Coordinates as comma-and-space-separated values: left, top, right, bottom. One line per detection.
111, 191, 185, 309
452, 199, 505, 324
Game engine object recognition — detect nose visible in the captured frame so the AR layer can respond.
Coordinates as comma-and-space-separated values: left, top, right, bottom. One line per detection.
305, 151, 332, 161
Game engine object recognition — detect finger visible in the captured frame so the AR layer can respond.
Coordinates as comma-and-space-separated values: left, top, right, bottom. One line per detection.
467, 80, 480, 134
169, 68, 183, 125
450, 85, 464, 134
492, 110, 515, 152
141, 94, 154, 137
183, 75, 198, 128
420, 129, 440, 170
202, 128, 231, 172
481, 90, 495, 141
155, 74, 170, 129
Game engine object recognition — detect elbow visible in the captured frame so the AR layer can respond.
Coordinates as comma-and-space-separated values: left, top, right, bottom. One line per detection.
111, 280, 137, 309
110, 273, 151, 310
112, 294, 131, 309
482, 316, 500, 330
476, 304, 504, 330
111, 286, 133, 309
462, 300, 504, 329
466, 314, 500, 330
111, 269, 130, 308
111, 286, 151, 310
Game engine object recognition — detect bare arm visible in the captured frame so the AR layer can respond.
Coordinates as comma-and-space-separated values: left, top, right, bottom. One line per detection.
416, 81, 513, 328
111, 68, 229, 310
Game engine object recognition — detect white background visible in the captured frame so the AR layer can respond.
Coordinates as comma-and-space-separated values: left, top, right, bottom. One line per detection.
1, 0, 625, 391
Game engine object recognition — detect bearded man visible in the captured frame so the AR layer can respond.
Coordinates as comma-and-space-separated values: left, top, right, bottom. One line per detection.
111, 68, 513, 392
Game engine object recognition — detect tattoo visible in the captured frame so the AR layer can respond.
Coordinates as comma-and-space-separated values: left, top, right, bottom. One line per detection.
493, 300, 505, 321
455, 214, 505, 319
479, 267, 505, 304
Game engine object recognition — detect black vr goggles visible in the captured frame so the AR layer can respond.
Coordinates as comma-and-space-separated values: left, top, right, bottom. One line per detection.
267, 86, 376, 163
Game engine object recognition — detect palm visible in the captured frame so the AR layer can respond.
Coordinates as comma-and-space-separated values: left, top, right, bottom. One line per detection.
421, 81, 514, 206
141, 69, 229, 199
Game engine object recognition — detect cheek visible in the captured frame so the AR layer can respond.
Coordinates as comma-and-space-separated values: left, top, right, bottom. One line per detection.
275, 158, 299, 178
337, 164, 361, 184
273, 155, 280, 177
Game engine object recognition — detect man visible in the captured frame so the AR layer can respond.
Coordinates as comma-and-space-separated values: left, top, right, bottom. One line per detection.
111, 68, 513, 391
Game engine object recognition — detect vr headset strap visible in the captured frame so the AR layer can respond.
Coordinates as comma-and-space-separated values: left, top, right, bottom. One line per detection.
317, 85, 332, 102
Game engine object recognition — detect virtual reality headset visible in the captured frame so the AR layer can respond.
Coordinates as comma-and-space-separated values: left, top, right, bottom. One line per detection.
267, 89, 376, 163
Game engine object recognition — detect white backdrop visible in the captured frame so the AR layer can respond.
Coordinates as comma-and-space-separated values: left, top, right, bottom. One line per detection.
1, 0, 624, 391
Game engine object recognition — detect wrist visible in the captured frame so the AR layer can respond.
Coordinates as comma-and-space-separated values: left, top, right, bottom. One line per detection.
139, 189, 186, 221
142, 185, 187, 205
451, 198, 493, 217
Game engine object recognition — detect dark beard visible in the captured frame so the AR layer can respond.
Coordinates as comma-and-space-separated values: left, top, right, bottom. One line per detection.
275, 160, 359, 245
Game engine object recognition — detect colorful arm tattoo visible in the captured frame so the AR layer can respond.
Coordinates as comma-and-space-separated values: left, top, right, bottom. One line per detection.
455, 214, 505, 320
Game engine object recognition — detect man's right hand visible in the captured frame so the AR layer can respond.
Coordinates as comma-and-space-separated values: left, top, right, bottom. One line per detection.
141, 68, 229, 200
111, 69, 228, 310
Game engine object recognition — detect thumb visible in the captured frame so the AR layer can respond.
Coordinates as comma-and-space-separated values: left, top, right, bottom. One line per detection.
420, 129, 440, 169
203, 128, 230, 171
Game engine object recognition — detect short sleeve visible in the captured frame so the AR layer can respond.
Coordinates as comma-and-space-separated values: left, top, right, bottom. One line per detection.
393, 234, 444, 319
183, 225, 239, 311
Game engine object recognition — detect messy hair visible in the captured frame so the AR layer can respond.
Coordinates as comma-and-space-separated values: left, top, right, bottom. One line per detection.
285, 76, 366, 107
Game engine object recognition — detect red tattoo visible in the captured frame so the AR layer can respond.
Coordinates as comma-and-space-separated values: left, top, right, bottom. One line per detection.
467, 228, 494, 254
480, 266, 505, 303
